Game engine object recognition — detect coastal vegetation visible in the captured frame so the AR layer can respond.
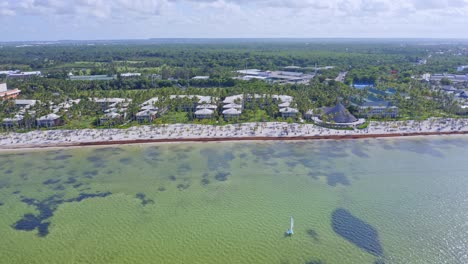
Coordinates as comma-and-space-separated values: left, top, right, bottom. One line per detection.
1, 40, 467, 132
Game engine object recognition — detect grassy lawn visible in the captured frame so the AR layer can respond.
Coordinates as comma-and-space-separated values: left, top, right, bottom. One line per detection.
62, 117, 96, 129
159, 112, 190, 124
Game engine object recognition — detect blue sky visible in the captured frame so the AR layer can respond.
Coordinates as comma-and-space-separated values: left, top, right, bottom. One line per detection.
1, 0, 468, 41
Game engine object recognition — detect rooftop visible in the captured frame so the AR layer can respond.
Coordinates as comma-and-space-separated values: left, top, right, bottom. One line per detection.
321, 103, 357, 123
279, 107, 299, 113
192, 76, 210, 80
194, 108, 214, 115
360, 101, 396, 108
37, 113, 60, 121
222, 108, 242, 115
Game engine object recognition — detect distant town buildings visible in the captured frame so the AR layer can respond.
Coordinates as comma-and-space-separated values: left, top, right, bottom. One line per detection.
236, 69, 315, 85
120, 73, 141, 78
430, 74, 468, 84
192, 76, 210, 80
4, 71, 42, 79
70, 75, 116, 81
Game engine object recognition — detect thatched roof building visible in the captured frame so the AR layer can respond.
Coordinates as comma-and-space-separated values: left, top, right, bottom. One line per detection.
320, 103, 357, 123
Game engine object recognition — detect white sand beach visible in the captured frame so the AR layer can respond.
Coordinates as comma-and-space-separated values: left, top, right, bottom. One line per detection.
1, 118, 467, 149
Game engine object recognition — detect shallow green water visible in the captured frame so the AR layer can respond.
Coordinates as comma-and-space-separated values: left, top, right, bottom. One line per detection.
0, 137, 467, 264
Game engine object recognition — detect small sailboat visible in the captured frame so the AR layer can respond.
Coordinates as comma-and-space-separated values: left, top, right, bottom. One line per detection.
286, 216, 294, 236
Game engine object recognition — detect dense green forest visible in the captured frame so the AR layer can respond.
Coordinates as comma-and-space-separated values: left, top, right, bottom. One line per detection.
1, 40, 467, 130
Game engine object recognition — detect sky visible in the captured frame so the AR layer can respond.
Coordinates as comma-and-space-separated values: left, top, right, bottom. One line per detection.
0, 0, 468, 41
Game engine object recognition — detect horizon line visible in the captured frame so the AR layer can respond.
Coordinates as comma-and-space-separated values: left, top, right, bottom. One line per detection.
2, 37, 468, 44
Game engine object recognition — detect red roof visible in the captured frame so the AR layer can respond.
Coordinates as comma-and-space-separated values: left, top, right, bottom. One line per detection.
0, 88, 21, 98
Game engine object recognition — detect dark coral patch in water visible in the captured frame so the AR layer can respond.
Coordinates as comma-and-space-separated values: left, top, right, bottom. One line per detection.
14, 192, 111, 237
306, 229, 319, 241
53, 185, 65, 191
135, 193, 154, 206
351, 147, 370, 158
239, 153, 248, 159
0, 202, 4, 206
119, 158, 133, 165
68, 192, 112, 203
73, 183, 84, 189
201, 148, 235, 171
5, 169, 13, 174
169, 175, 177, 181
308, 171, 319, 180
37, 222, 50, 237
305, 261, 325, 264
176, 152, 189, 160
332, 208, 383, 256
64, 177, 77, 184
51, 154, 73, 161
177, 183, 190, 191
83, 170, 98, 179
13, 213, 40, 231
158, 187, 166, 192
178, 163, 192, 174
20, 173, 29, 180
326, 172, 350, 187
87, 156, 107, 168
215, 172, 230, 181
43, 179, 60, 185
13, 190, 20, 194
286, 161, 299, 168
201, 178, 210, 186
144, 146, 162, 163
93, 147, 124, 155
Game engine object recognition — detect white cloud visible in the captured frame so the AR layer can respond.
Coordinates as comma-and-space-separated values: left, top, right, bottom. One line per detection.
0, 0, 15, 16
1, 0, 468, 40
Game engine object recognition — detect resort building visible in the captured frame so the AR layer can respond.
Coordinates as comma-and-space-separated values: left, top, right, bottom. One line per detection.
223, 94, 244, 105
136, 110, 158, 122
223, 103, 243, 110
310, 103, 366, 127
37, 114, 62, 127
358, 101, 399, 118
92, 98, 130, 110
321, 103, 358, 123
14, 99, 38, 109
2, 115, 24, 127
169, 95, 217, 112
222, 108, 242, 120
196, 104, 217, 110
99, 112, 122, 125
279, 107, 299, 118
0, 83, 21, 100
194, 108, 214, 119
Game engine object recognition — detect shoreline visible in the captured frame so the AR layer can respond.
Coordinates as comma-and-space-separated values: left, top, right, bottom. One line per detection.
1, 129, 468, 151
1, 119, 467, 151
